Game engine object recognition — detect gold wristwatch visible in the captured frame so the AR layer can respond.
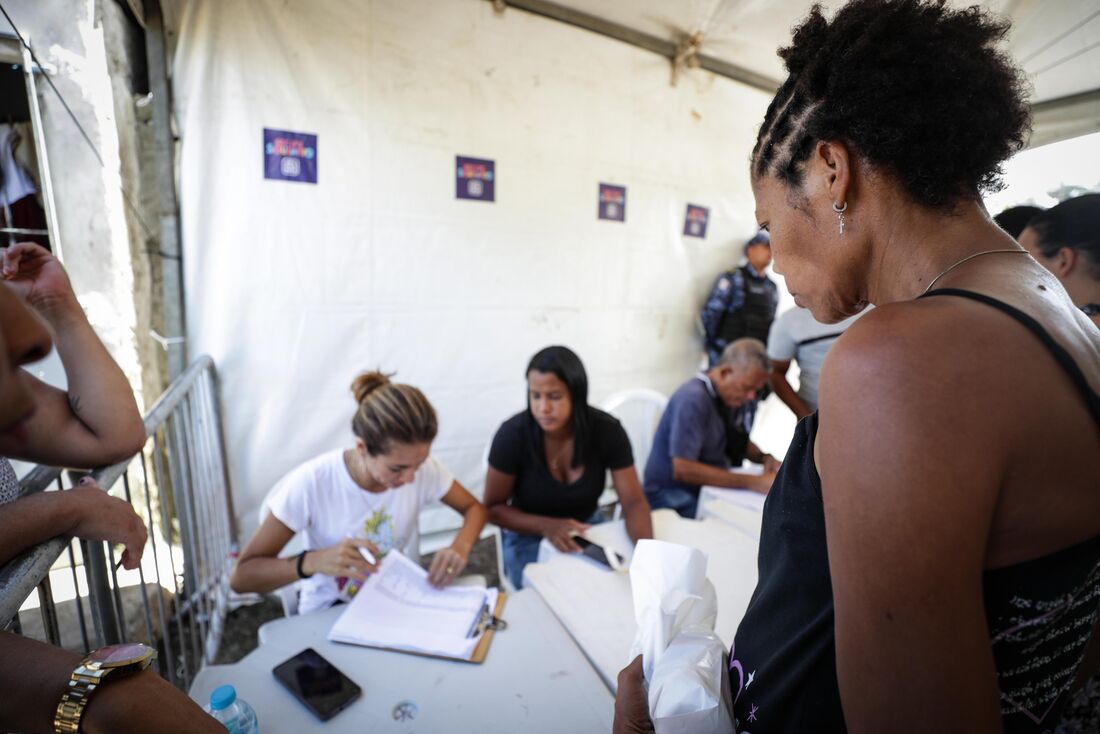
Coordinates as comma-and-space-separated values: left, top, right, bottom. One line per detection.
54, 642, 156, 733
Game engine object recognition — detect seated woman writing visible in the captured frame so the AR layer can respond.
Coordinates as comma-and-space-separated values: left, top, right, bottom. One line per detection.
231, 371, 487, 614
485, 346, 653, 589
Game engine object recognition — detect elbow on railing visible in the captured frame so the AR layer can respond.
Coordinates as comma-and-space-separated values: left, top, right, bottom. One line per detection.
96, 421, 149, 467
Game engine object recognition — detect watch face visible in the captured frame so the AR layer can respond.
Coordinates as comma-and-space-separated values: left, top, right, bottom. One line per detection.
87, 642, 154, 668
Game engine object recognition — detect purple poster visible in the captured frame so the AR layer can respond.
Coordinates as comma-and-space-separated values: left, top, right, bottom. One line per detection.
684, 204, 709, 238
598, 183, 626, 222
263, 128, 317, 184
456, 156, 495, 201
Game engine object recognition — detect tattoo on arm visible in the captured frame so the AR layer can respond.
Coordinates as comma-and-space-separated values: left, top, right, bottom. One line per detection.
68, 394, 81, 416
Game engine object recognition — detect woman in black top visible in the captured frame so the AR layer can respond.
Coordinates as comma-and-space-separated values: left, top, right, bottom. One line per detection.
615, 1, 1100, 732
485, 346, 653, 589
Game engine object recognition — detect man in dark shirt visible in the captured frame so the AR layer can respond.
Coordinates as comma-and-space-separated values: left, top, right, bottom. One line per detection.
644, 339, 778, 518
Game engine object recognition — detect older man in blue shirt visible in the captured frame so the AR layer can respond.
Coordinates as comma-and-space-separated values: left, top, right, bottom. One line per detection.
644, 339, 779, 518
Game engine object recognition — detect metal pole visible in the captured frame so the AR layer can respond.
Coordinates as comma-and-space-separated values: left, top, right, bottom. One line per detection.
84, 539, 121, 646
487, 0, 781, 93
20, 42, 63, 261
143, 0, 187, 378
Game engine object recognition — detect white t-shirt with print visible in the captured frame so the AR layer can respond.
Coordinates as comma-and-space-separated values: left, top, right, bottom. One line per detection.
265, 449, 454, 615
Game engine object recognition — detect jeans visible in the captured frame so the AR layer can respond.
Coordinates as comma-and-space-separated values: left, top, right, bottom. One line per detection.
502, 511, 606, 590
644, 487, 700, 519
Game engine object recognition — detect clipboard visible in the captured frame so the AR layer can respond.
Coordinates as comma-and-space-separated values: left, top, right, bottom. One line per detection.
459, 590, 509, 664
330, 590, 508, 665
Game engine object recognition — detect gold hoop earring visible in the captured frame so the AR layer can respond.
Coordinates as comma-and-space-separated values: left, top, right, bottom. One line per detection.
832, 201, 848, 235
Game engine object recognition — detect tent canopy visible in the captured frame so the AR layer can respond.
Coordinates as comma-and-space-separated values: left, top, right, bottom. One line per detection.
494, 0, 1100, 146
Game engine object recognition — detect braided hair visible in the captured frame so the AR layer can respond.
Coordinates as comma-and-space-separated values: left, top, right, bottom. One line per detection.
751, 0, 1030, 211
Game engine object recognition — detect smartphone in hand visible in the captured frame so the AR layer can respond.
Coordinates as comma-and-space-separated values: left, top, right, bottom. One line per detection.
573, 536, 625, 570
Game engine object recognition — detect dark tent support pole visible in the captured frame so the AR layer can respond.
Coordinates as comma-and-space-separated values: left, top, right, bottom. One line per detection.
144, 0, 187, 379
487, 0, 781, 94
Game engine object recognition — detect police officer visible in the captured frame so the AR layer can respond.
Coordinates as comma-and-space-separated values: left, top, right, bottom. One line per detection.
700, 231, 779, 368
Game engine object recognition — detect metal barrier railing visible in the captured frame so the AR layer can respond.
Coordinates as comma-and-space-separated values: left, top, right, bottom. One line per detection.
0, 356, 236, 691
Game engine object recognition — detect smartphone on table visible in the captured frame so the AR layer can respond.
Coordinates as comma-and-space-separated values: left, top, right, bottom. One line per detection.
573, 535, 625, 570
272, 648, 361, 721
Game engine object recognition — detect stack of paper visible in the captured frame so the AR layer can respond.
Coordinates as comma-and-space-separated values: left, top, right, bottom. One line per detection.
328, 551, 498, 660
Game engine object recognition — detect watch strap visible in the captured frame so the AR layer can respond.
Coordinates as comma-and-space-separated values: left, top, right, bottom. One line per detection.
54, 670, 103, 733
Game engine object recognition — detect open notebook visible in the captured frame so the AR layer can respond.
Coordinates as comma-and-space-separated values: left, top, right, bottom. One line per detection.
328, 550, 502, 662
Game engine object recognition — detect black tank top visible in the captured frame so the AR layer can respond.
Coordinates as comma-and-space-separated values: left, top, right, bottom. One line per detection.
730, 289, 1100, 733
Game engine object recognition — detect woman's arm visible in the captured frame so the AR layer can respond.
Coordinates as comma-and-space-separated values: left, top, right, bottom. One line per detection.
610, 466, 653, 543
484, 466, 588, 552
427, 481, 488, 586
230, 513, 377, 594
0, 243, 146, 467
769, 358, 812, 420
818, 312, 1003, 731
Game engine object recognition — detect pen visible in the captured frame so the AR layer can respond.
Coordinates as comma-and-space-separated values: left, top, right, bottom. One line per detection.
346, 533, 377, 565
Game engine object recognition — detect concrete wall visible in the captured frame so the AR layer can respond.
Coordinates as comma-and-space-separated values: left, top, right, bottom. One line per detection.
3, 0, 159, 412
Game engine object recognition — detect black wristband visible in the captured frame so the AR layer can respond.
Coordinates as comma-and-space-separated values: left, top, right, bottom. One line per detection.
295, 550, 312, 579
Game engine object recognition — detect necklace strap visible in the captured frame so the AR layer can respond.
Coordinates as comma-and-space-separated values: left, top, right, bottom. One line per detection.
921, 249, 1028, 296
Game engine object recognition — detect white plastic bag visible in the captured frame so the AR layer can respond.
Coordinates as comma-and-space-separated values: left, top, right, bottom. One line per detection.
629, 539, 735, 734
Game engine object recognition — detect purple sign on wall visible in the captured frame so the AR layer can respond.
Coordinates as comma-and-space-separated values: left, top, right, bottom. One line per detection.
598, 183, 626, 222
684, 204, 709, 238
456, 156, 495, 201
263, 128, 317, 184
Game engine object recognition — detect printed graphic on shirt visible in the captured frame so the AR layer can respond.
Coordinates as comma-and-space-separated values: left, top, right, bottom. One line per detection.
992, 560, 1100, 727
728, 642, 759, 733
337, 508, 406, 599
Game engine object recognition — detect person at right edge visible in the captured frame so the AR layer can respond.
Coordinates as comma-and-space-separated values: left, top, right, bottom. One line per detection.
614, 2, 1100, 733
1019, 195, 1100, 330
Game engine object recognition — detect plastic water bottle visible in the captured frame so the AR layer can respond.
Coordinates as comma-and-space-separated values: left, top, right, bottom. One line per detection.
206, 684, 259, 733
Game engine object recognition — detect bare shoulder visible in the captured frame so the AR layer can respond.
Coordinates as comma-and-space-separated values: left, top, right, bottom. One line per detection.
817, 297, 1014, 512
822, 296, 1012, 393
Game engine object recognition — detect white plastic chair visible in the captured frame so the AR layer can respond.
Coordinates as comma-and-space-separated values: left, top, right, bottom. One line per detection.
600, 388, 668, 520
601, 388, 669, 479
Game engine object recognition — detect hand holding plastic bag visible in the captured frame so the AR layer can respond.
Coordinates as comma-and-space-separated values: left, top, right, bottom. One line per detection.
628, 540, 734, 734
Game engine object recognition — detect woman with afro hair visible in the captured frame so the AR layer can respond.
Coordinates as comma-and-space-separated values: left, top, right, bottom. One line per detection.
615, 1, 1100, 732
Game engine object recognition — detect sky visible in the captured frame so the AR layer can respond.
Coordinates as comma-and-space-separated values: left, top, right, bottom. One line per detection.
984, 131, 1100, 215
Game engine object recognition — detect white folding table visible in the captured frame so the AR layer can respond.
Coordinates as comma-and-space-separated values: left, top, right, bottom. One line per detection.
190, 589, 614, 733
524, 509, 760, 691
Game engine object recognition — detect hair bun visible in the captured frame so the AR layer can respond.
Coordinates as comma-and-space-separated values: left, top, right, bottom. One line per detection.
351, 370, 392, 403
778, 4, 829, 77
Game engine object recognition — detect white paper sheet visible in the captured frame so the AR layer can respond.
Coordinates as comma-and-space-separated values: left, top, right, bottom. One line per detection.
328, 551, 497, 660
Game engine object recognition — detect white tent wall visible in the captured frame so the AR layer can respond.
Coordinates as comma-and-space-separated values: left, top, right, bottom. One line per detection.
173, 0, 777, 540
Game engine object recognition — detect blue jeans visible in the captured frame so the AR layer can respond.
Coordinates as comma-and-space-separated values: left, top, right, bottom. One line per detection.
502, 511, 605, 590
645, 487, 699, 519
